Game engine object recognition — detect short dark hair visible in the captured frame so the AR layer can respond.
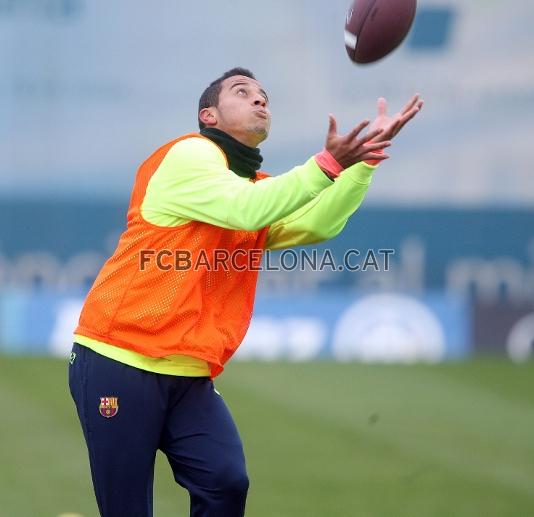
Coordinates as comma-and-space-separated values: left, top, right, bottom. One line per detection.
198, 67, 256, 129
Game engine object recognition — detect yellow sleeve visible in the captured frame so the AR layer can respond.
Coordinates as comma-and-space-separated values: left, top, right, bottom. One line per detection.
265, 162, 377, 250
140, 136, 333, 231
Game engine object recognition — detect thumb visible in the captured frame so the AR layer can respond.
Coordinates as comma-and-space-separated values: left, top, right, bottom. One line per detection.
377, 97, 387, 116
327, 114, 337, 138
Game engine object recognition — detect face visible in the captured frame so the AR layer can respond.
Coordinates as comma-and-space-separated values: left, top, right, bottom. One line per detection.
200, 75, 271, 147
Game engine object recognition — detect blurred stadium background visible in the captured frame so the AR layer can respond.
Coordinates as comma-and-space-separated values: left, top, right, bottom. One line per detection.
1, 0, 533, 516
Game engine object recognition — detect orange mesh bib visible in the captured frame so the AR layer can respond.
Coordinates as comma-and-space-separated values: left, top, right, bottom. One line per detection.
76, 134, 270, 377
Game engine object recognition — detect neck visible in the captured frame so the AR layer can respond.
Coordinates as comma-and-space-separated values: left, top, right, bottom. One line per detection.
200, 128, 263, 179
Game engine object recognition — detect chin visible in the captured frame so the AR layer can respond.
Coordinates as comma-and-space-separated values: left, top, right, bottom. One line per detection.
252, 126, 269, 142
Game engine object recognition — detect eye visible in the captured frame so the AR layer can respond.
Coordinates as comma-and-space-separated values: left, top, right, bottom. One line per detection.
237, 88, 247, 96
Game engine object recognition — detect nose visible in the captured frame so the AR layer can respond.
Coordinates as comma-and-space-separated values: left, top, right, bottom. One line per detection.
253, 95, 266, 108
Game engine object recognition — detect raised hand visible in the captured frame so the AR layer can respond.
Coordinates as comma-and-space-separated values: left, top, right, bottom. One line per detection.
325, 115, 391, 169
369, 94, 424, 142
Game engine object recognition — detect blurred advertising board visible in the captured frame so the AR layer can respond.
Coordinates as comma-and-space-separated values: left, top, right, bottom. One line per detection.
474, 303, 534, 362
0, 289, 470, 362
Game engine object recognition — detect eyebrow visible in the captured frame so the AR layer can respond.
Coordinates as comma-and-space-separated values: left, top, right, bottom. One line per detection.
230, 81, 269, 102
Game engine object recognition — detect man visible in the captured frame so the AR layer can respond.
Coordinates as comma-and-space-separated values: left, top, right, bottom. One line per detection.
69, 67, 423, 517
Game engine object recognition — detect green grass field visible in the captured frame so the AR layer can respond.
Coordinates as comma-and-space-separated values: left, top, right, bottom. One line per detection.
0, 357, 533, 517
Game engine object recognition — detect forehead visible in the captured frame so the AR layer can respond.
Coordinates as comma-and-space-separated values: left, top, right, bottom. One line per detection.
221, 75, 264, 91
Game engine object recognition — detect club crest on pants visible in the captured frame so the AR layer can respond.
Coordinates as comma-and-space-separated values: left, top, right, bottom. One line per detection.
99, 396, 119, 418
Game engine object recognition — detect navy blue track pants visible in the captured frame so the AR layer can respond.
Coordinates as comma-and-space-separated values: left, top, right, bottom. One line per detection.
68, 343, 248, 517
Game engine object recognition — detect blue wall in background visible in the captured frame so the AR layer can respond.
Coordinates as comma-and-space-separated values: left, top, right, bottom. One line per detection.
1, 200, 532, 360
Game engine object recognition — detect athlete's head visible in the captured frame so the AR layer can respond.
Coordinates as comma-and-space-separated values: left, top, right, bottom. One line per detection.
198, 67, 271, 148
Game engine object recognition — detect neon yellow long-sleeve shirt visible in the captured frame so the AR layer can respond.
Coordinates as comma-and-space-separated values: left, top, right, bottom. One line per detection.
140, 136, 377, 248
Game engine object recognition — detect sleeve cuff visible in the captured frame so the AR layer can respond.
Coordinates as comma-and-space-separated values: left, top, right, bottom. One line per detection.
314, 148, 343, 180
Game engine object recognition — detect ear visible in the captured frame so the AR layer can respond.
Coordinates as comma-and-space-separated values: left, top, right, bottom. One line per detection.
199, 107, 217, 127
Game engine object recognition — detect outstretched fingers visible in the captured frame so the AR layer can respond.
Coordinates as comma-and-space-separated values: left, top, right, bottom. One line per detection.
400, 94, 420, 115
397, 103, 422, 130
359, 127, 385, 144
362, 140, 391, 152
346, 119, 370, 141
362, 151, 389, 162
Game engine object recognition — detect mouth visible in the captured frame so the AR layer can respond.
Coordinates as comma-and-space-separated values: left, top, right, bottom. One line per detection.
254, 110, 269, 119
